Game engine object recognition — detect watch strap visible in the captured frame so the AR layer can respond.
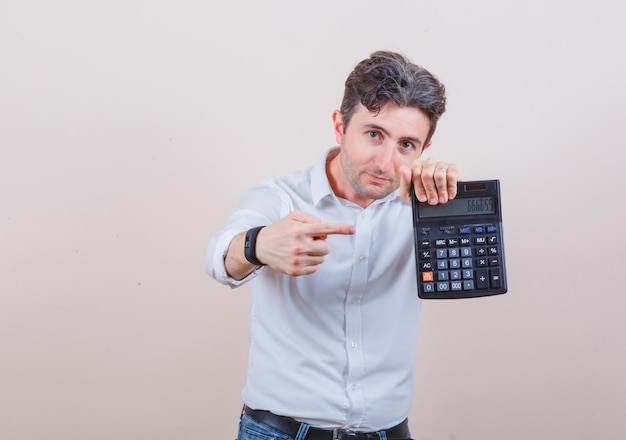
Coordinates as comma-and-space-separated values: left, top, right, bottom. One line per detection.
244, 226, 266, 266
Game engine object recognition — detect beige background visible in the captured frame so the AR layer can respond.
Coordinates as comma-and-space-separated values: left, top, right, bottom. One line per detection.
2, 1, 625, 439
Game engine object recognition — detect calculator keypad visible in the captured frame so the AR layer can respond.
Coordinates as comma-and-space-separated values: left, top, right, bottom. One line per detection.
418, 224, 505, 297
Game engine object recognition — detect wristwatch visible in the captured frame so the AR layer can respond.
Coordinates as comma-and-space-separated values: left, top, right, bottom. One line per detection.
244, 226, 266, 266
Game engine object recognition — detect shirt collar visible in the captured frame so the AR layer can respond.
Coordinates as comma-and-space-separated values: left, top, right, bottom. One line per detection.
311, 147, 401, 207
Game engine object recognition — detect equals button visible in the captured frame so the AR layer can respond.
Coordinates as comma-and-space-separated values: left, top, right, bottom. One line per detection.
490, 268, 502, 288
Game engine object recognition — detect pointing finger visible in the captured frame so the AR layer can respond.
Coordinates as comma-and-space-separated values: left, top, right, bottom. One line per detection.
308, 222, 355, 238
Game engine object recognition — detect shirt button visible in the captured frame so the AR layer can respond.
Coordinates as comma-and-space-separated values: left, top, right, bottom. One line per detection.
351, 341, 358, 348
351, 384, 358, 391
359, 255, 365, 262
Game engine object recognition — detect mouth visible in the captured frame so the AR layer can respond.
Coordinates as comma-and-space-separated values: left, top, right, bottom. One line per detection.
366, 173, 390, 185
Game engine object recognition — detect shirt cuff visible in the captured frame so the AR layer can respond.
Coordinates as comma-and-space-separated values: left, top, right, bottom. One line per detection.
206, 228, 264, 288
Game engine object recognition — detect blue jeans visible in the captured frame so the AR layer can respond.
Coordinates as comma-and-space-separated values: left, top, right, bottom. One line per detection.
237, 413, 412, 440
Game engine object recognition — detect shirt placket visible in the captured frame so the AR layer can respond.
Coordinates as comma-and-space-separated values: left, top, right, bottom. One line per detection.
343, 209, 371, 426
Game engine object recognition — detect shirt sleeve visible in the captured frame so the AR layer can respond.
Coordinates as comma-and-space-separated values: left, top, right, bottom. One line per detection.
205, 179, 291, 288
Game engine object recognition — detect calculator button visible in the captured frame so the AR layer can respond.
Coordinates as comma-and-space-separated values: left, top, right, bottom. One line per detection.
436, 249, 447, 258
451, 281, 463, 291
476, 269, 489, 289
475, 236, 486, 245
423, 283, 434, 293
459, 226, 470, 234
488, 236, 498, 244
490, 269, 502, 288
462, 258, 473, 268
421, 250, 432, 259
421, 261, 433, 270
437, 282, 450, 292
449, 259, 461, 269
487, 225, 497, 233
450, 270, 461, 280
477, 258, 488, 267
448, 248, 460, 258
463, 269, 473, 279
488, 246, 499, 255
461, 247, 472, 257
437, 260, 448, 270
463, 280, 475, 290
435, 239, 447, 247
419, 240, 431, 248
422, 271, 434, 282
448, 238, 459, 246
489, 257, 499, 267
475, 247, 487, 256
438, 271, 449, 281
460, 237, 471, 246
474, 226, 485, 233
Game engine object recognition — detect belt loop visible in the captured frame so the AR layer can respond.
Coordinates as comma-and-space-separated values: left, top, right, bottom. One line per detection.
332, 428, 338, 440
295, 422, 310, 440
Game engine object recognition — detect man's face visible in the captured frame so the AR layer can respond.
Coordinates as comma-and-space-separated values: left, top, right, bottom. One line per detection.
331, 103, 431, 207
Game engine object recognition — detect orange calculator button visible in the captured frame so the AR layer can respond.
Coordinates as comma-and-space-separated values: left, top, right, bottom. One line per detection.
422, 271, 434, 282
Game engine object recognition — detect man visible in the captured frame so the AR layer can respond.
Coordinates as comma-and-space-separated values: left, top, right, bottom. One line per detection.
206, 51, 459, 440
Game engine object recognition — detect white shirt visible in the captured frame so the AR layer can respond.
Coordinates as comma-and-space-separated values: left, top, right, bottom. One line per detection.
206, 148, 422, 431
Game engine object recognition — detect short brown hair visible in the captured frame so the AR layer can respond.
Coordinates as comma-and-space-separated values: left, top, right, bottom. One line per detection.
340, 51, 447, 145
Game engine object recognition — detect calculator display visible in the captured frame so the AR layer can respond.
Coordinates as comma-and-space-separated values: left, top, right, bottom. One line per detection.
411, 180, 507, 299
419, 196, 495, 218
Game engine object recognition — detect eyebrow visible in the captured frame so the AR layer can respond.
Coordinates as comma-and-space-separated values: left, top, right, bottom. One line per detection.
364, 123, 424, 148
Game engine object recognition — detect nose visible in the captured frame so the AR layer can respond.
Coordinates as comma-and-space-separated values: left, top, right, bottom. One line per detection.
373, 144, 395, 172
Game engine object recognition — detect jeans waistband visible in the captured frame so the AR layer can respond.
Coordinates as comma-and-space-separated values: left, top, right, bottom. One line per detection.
243, 405, 410, 440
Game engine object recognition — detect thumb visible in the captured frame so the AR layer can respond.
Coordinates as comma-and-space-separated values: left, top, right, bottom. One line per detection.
289, 210, 321, 225
398, 165, 412, 205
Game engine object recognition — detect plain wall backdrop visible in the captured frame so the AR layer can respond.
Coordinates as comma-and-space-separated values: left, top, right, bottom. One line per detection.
2, 1, 625, 439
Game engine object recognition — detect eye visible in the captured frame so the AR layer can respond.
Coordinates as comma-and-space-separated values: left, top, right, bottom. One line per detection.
401, 141, 415, 150
366, 130, 383, 145
368, 130, 381, 140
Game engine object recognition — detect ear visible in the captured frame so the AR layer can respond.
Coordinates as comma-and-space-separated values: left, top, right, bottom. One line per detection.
421, 141, 432, 154
331, 110, 344, 145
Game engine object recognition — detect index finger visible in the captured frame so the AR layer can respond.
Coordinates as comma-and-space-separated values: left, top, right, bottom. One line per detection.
307, 222, 356, 238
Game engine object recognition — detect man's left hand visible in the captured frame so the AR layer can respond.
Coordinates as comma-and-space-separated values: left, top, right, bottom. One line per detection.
399, 157, 461, 205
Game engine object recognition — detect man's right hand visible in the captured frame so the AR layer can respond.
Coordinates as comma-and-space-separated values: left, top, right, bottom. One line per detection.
225, 211, 355, 280
255, 211, 355, 276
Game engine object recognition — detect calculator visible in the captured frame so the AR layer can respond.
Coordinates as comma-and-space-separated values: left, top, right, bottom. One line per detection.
411, 179, 507, 299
